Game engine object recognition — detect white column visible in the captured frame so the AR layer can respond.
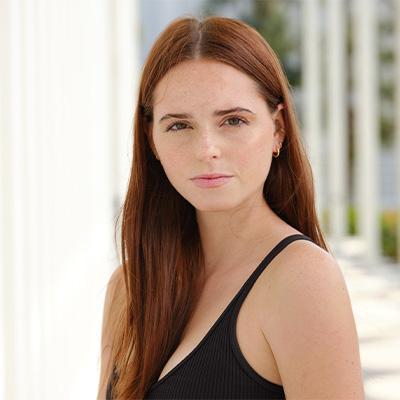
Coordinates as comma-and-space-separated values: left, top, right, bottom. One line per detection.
0, 1, 10, 397
110, 0, 141, 220
0, 0, 141, 399
2, 0, 30, 398
0, 0, 18, 397
395, 0, 400, 265
22, 0, 44, 398
326, 0, 348, 244
352, 0, 381, 263
35, 1, 59, 397
302, 0, 324, 228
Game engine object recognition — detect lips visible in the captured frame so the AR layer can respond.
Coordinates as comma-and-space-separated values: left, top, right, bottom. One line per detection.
191, 173, 233, 180
190, 175, 233, 188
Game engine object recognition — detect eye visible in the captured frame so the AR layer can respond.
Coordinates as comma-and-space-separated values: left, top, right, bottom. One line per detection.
165, 122, 190, 132
165, 116, 248, 132
224, 116, 248, 128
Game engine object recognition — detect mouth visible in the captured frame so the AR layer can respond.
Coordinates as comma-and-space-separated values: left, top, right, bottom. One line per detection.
190, 175, 233, 188
191, 173, 234, 180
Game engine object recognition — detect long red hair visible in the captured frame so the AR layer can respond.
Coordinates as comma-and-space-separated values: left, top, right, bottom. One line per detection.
107, 15, 330, 399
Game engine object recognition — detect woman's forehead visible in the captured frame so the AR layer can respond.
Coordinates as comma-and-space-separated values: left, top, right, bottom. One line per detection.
152, 61, 265, 117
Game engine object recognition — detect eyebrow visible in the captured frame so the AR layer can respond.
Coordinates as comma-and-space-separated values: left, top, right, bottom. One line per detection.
158, 107, 255, 123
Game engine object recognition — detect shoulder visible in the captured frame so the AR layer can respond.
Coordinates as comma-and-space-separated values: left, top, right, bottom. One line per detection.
103, 265, 125, 315
103, 265, 126, 331
258, 239, 365, 399
266, 238, 346, 305
98, 265, 125, 399
108, 264, 124, 289
107, 264, 124, 294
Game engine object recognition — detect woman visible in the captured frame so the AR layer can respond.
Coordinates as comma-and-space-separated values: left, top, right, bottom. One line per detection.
98, 15, 365, 400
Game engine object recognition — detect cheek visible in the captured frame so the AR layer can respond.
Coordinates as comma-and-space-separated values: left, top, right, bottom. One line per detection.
159, 147, 189, 183
157, 135, 188, 159
238, 134, 272, 169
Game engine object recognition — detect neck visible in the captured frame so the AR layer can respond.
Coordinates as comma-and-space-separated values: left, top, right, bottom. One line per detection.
195, 195, 282, 279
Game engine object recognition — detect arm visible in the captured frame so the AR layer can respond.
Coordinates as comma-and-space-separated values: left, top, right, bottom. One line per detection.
97, 265, 124, 400
262, 242, 365, 399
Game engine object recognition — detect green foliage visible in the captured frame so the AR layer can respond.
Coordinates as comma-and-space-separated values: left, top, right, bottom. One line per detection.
346, 204, 398, 261
347, 204, 357, 235
380, 114, 394, 145
380, 209, 398, 261
321, 206, 330, 233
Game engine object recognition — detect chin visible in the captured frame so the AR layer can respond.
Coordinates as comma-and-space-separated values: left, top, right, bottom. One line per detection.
172, 183, 240, 210
189, 197, 240, 212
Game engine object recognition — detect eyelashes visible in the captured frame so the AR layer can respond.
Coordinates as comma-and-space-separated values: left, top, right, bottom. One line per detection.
165, 116, 249, 132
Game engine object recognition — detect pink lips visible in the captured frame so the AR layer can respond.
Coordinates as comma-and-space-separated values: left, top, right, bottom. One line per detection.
190, 173, 233, 188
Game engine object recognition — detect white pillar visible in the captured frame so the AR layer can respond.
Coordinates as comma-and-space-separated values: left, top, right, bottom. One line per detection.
352, 0, 381, 263
110, 0, 140, 220
1, 0, 30, 398
0, 0, 140, 399
0, 0, 15, 396
326, 0, 348, 244
302, 0, 325, 228
22, 0, 45, 398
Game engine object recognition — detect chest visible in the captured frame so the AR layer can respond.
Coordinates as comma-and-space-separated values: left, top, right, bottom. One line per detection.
156, 267, 283, 387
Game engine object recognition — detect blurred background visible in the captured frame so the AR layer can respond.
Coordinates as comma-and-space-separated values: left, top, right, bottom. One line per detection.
1, 0, 399, 399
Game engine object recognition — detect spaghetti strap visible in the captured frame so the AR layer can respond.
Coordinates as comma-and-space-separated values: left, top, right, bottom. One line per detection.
233, 233, 314, 301
145, 233, 314, 399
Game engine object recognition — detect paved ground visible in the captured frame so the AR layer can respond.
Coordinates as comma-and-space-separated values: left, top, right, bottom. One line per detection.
336, 253, 400, 400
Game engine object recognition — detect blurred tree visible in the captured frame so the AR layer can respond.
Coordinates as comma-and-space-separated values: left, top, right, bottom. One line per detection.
378, 11, 395, 147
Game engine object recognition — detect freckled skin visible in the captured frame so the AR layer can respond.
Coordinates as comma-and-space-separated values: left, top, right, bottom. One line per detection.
151, 59, 285, 213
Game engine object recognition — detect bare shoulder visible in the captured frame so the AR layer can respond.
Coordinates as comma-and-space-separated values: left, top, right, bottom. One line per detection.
102, 265, 125, 323
108, 264, 124, 290
97, 265, 125, 399
258, 239, 365, 399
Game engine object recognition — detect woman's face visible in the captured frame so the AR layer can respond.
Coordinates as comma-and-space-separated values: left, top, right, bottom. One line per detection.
151, 59, 285, 211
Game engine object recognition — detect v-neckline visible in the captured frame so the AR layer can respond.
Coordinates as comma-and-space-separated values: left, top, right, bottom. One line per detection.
153, 275, 246, 387
150, 233, 308, 390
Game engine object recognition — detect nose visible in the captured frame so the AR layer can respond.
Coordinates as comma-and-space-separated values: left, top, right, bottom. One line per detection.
195, 130, 222, 161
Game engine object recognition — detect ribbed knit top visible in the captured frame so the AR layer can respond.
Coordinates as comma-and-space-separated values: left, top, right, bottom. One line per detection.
107, 233, 314, 399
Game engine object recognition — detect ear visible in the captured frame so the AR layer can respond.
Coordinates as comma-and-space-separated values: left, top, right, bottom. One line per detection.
151, 146, 160, 160
148, 122, 160, 160
272, 103, 286, 144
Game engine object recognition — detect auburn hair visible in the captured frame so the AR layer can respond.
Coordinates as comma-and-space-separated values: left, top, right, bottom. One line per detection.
106, 15, 330, 399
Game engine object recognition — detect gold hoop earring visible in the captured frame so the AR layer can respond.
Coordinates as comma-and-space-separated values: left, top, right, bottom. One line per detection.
273, 144, 282, 158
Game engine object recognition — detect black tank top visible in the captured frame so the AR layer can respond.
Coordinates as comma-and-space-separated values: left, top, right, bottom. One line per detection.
107, 233, 314, 399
